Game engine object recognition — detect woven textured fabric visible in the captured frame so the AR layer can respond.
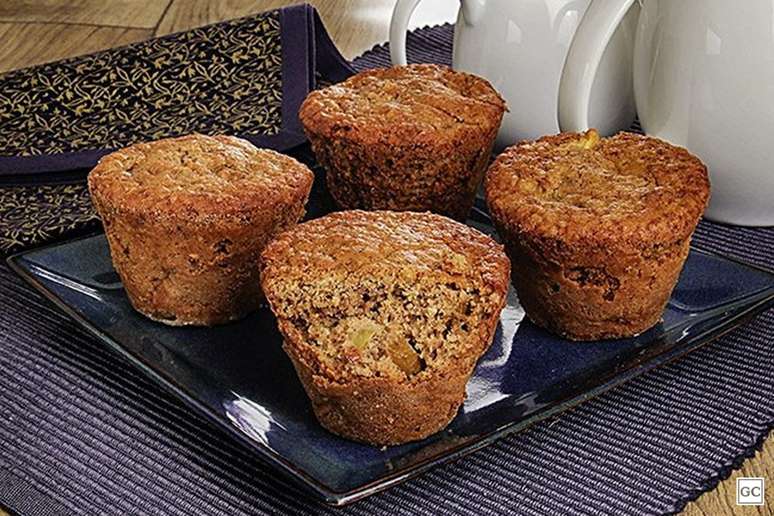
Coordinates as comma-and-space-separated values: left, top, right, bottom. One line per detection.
1, 21, 773, 516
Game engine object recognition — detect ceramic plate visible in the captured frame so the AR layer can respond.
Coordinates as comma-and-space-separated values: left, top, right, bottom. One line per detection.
9, 156, 774, 505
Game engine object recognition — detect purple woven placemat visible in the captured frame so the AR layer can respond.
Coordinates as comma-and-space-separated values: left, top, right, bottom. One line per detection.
1, 23, 773, 516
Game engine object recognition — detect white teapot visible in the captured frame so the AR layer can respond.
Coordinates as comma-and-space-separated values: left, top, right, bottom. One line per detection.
390, 0, 640, 148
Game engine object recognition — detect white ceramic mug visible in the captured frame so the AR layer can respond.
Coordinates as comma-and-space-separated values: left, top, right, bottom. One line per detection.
560, 0, 774, 226
390, 0, 639, 147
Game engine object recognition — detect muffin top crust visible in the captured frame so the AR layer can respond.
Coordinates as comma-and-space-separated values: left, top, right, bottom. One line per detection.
299, 64, 506, 145
486, 130, 710, 247
88, 134, 313, 221
261, 210, 510, 292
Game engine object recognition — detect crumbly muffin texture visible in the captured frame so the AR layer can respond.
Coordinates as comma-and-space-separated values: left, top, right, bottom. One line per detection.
261, 210, 510, 445
486, 130, 710, 340
300, 64, 506, 220
89, 133, 314, 326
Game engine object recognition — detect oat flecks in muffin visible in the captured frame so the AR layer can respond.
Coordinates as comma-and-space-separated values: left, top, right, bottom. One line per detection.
88, 133, 314, 326
486, 129, 710, 340
260, 210, 511, 445
299, 64, 506, 220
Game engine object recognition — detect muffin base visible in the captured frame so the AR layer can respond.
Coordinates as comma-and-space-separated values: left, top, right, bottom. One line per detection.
98, 199, 308, 326
502, 229, 692, 341
306, 130, 497, 221
285, 344, 474, 446
139, 302, 254, 327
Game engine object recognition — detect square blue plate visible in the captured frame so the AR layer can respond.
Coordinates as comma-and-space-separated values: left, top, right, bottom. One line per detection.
8, 167, 774, 505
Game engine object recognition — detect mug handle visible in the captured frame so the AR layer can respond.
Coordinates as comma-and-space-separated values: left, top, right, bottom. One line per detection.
390, 0, 485, 65
558, 0, 636, 131
390, 0, 423, 65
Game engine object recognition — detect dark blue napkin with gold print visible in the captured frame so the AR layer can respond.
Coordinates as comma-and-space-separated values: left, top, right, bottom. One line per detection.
0, 3, 352, 255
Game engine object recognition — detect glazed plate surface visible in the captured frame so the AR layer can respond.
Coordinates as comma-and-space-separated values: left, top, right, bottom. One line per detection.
9, 160, 774, 505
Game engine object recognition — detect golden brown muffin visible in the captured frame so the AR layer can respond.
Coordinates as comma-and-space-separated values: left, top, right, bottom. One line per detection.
486, 130, 710, 341
260, 210, 510, 445
299, 64, 506, 220
88, 133, 314, 326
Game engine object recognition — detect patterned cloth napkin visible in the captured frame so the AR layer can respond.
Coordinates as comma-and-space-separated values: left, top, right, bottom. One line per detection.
1, 8, 773, 516
0, 3, 351, 255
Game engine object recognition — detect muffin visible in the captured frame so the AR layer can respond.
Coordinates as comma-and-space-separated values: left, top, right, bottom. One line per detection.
260, 210, 510, 445
88, 134, 314, 326
299, 64, 506, 220
486, 130, 710, 340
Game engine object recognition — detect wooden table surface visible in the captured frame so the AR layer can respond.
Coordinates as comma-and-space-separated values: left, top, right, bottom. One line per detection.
0, 1, 770, 515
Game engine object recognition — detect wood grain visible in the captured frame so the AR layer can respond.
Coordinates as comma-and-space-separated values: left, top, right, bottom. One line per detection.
0, 0, 170, 29
685, 440, 773, 516
0, 22, 151, 73
0, 0, 171, 28
0, 2, 770, 515
156, 0, 455, 60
